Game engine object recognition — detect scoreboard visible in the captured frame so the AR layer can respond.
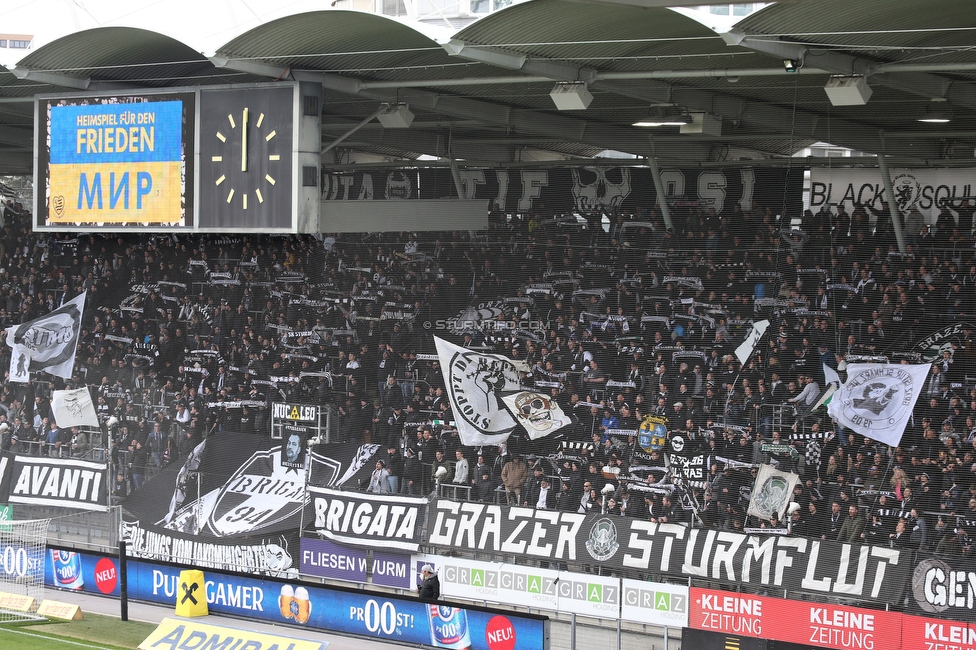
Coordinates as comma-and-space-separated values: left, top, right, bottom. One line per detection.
44, 95, 192, 226
34, 81, 319, 233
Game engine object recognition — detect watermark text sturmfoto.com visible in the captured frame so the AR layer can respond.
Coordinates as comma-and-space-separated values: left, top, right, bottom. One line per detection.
422, 319, 551, 331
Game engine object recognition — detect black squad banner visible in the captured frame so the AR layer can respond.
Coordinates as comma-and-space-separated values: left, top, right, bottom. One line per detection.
909, 554, 976, 622
417, 167, 802, 215
0, 453, 108, 511
121, 431, 381, 575
303, 487, 427, 552
425, 499, 910, 605
666, 434, 708, 490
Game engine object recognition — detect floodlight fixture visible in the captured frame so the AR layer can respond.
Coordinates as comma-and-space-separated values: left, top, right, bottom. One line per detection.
377, 103, 414, 128
550, 82, 593, 111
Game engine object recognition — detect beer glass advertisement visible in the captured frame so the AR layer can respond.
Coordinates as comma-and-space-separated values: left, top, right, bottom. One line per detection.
46, 548, 119, 595
47, 549, 549, 649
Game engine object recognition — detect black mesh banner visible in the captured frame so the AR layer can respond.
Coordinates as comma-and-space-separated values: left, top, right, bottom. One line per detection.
418, 166, 802, 215
425, 498, 909, 604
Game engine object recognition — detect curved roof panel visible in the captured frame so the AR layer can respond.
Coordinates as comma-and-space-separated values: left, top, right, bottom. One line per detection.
736, 0, 976, 62
16, 27, 220, 86
455, 1, 770, 73
215, 11, 465, 82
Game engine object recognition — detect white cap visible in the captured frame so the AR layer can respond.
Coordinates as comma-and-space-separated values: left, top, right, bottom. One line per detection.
421, 564, 434, 574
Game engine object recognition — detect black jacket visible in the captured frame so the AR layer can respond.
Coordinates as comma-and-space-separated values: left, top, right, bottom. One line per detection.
419, 573, 440, 599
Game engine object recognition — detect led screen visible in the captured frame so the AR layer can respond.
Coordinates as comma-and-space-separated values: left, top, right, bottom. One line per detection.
35, 92, 195, 230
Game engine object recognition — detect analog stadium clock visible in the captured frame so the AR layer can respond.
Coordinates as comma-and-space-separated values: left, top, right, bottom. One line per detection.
211, 106, 281, 211
198, 85, 294, 230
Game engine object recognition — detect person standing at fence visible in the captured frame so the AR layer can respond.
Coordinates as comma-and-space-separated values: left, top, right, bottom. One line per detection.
476, 469, 494, 502
129, 428, 149, 490
452, 449, 469, 493
368, 460, 392, 493
43, 418, 59, 456
386, 445, 403, 494
148, 420, 167, 469
70, 427, 89, 458
418, 565, 440, 600
431, 449, 454, 495
403, 448, 422, 495
501, 455, 528, 505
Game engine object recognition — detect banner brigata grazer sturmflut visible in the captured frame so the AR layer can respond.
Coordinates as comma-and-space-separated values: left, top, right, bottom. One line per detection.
426, 498, 910, 604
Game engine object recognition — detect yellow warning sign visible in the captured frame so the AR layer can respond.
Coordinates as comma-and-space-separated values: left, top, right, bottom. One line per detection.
174, 570, 208, 617
290, 406, 300, 419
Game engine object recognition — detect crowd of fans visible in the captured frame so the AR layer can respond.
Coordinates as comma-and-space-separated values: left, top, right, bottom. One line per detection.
1, 194, 976, 560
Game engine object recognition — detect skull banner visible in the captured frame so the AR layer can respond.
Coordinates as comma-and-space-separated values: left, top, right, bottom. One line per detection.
416, 167, 801, 215
501, 390, 573, 439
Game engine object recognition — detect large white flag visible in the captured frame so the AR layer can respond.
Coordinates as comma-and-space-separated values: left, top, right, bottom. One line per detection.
501, 391, 573, 440
826, 363, 930, 447
51, 388, 100, 428
747, 464, 800, 521
735, 319, 769, 365
434, 336, 528, 446
5, 292, 86, 380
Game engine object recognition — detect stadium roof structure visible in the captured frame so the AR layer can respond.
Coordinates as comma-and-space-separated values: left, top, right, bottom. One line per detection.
2, 0, 976, 175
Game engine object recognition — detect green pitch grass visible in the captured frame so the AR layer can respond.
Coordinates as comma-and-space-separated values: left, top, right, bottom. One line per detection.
0, 613, 157, 650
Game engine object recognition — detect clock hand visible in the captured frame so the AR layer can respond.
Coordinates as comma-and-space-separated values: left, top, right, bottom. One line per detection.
241, 107, 248, 173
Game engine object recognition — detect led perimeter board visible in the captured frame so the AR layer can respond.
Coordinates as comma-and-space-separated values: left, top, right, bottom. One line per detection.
35, 91, 195, 231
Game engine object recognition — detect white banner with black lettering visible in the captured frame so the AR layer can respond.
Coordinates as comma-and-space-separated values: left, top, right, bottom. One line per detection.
119, 518, 297, 575
735, 319, 769, 365
305, 486, 426, 552
826, 363, 930, 447
3, 455, 108, 511
809, 167, 976, 223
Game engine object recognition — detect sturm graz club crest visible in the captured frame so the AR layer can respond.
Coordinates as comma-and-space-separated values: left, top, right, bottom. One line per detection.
908, 321, 976, 363
585, 518, 620, 562
912, 556, 952, 614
